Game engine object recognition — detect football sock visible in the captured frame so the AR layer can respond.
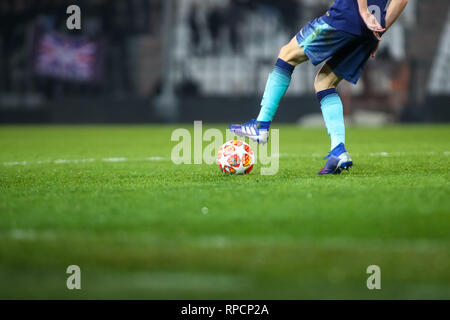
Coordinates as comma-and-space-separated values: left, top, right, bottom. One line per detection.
257, 58, 294, 122
317, 88, 345, 151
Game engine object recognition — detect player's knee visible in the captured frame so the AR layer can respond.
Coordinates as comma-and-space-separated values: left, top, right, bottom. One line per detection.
278, 39, 306, 65
314, 67, 340, 92
278, 44, 291, 61
314, 76, 334, 93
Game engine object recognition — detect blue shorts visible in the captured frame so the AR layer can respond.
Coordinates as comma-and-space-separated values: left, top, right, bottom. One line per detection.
296, 17, 378, 84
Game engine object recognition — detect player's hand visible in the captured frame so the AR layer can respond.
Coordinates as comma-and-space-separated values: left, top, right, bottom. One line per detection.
361, 11, 385, 40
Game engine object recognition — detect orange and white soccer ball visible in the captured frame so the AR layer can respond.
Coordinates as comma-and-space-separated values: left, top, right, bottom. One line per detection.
216, 140, 254, 174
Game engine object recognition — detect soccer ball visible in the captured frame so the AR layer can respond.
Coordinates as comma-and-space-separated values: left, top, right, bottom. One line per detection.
216, 140, 254, 174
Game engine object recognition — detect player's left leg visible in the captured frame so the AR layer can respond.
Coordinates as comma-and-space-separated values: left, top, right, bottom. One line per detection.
229, 36, 308, 144
315, 64, 353, 175
257, 36, 309, 123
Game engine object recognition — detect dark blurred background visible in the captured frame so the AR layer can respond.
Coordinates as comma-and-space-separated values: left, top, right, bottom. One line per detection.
0, 0, 449, 124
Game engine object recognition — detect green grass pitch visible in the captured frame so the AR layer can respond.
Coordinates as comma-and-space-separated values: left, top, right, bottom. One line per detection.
0, 124, 449, 299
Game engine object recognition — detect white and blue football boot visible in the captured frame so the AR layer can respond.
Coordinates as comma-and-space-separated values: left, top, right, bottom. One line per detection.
229, 119, 271, 144
318, 143, 353, 175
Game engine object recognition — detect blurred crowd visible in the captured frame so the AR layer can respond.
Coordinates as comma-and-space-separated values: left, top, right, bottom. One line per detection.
187, 0, 302, 56
0, 0, 153, 99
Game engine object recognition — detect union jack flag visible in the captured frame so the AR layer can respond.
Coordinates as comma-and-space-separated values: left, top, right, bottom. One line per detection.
34, 31, 101, 82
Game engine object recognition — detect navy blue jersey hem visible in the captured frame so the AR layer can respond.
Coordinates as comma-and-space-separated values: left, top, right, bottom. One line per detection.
322, 0, 387, 36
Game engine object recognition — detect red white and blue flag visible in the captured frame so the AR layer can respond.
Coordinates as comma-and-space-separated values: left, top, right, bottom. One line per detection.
34, 31, 102, 82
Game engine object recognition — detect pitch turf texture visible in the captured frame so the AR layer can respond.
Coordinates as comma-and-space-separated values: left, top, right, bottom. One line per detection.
0, 125, 449, 299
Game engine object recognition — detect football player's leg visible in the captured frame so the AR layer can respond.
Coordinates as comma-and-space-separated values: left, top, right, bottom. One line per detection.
315, 64, 353, 175
315, 63, 344, 151
279, 36, 309, 66
230, 37, 308, 143
257, 37, 308, 122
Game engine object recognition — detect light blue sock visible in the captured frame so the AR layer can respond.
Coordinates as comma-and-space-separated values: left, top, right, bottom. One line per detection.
317, 88, 345, 151
257, 58, 294, 122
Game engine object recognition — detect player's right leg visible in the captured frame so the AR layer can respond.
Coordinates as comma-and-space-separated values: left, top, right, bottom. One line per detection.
229, 37, 308, 144
313, 32, 379, 175
314, 64, 353, 175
